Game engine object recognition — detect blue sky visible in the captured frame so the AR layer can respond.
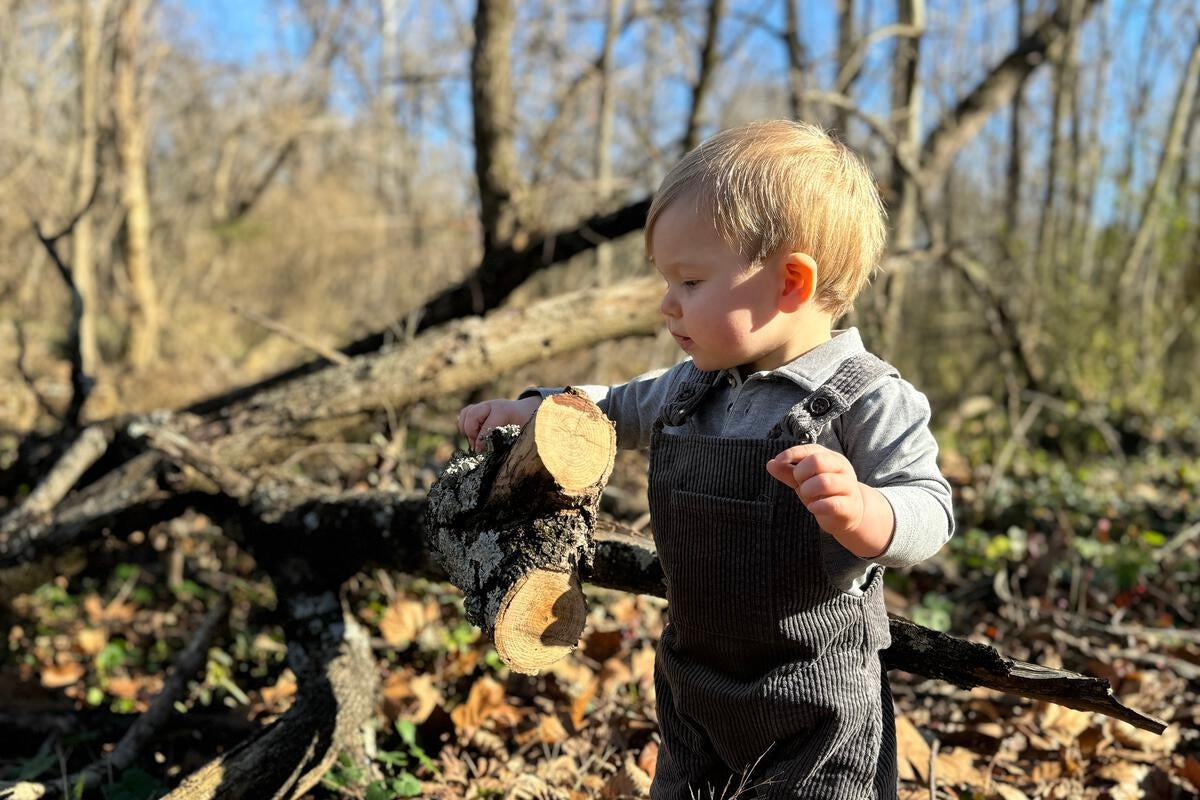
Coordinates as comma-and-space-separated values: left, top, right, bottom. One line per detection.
176, 0, 1193, 227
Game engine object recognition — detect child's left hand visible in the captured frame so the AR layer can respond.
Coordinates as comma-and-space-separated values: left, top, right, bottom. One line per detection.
766, 444, 865, 539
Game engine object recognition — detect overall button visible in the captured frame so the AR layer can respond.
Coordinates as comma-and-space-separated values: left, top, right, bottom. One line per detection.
809, 395, 831, 415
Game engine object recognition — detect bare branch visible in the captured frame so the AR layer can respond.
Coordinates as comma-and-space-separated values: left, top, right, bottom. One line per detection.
681, 0, 725, 152
919, 0, 1101, 187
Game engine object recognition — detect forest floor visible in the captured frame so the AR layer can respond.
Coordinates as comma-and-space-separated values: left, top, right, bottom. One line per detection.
2, 415, 1199, 800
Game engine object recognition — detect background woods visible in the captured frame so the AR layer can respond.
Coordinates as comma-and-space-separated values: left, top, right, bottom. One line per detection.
2, 1, 1200, 799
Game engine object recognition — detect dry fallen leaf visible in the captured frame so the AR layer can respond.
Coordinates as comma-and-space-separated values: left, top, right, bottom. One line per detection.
638, 741, 658, 779
601, 756, 652, 799
76, 627, 107, 655
382, 668, 442, 723
514, 712, 568, 747
1111, 721, 1180, 754
895, 715, 931, 783
451, 675, 522, 735
933, 747, 984, 787
583, 628, 623, 662
993, 783, 1031, 800
40, 661, 85, 689
570, 677, 599, 732
1096, 761, 1147, 794
1179, 755, 1200, 792
260, 668, 298, 710
380, 597, 429, 648
1039, 704, 1093, 746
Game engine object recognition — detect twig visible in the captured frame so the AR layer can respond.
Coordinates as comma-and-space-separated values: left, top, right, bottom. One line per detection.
12, 321, 59, 421
127, 415, 254, 500
1020, 389, 1126, 462
1159, 520, 1200, 561
225, 301, 352, 366
1051, 629, 1200, 681
0, 426, 112, 544
928, 737, 939, 799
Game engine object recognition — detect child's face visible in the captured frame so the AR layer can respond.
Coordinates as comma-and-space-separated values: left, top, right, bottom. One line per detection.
650, 199, 800, 373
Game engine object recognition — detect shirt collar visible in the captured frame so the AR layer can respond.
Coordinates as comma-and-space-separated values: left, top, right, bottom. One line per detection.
719, 328, 866, 390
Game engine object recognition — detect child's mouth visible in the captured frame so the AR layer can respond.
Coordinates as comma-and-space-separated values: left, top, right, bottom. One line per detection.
673, 334, 695, 351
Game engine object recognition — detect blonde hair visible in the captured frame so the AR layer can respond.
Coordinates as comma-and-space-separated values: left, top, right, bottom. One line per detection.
646, 120, 887, 317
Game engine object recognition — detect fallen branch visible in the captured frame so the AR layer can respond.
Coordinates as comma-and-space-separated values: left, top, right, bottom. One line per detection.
0, 425, 112, 545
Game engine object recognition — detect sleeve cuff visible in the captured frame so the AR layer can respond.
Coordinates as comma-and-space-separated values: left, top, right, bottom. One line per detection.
873, 486, 953, 568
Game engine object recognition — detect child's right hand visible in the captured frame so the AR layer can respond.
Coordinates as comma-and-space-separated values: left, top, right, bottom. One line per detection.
457, 396, 543, 452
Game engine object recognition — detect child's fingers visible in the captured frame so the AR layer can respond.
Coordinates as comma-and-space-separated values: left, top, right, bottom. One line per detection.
797, 471, 854, 504
766, 457, 800, 489
461, 403, 492, 447
770, 444, 825, 466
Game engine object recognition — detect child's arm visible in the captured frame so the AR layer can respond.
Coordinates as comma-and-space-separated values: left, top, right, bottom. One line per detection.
766, 445, 894, 558
458, 396, 543, 452
767, 376, 954, 565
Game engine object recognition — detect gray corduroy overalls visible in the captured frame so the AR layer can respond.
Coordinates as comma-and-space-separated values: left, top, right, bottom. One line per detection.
648, 353, 899, 800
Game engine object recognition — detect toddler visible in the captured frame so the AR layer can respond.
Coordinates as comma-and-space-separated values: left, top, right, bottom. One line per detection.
457, 120, 953, 799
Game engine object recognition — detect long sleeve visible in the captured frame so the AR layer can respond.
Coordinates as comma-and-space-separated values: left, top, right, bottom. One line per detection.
835, 376, 955, 568
519, 362, 690, 450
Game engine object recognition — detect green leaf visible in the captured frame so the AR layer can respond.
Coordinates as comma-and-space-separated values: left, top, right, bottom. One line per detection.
393, 772, 423, 797
15, 750, 57, 780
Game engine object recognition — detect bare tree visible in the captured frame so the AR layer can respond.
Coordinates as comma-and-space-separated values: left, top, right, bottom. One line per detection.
72, 0, 109, 375
471, 0, 523, 255
595, 0, 623, 285
681, 0, 725, 152
114, 0, 160, 368
877, 0, 925, 360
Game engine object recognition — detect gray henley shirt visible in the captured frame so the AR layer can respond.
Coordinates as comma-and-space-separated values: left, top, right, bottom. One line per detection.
525, 328, 954, 581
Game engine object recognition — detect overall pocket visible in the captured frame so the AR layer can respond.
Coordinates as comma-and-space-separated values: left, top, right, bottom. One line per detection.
657, 490, 775, 643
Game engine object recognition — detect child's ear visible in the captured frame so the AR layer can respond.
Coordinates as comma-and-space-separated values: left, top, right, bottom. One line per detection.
779, 253, 818, 311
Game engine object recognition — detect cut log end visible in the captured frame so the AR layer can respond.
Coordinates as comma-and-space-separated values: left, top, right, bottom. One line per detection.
535, 393, 616, 492
493, 568, 587, 675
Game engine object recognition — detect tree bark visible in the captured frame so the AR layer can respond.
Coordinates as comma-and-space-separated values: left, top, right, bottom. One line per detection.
681, 0, 725, 153
1004, 0, 1027, 238
833, 0, 857, 135
471, 0, 522, 254
73, 0, 108, 377
114, 0, 159, 369
878, 0, 924, 360
426, 390, 616, 673
783, 0, 811, 123
594, 0, 622, 285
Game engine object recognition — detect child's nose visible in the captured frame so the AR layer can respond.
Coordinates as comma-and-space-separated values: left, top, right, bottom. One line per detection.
660, 289, 681, 318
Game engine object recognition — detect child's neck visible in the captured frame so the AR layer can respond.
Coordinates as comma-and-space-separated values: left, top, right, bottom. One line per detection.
748, 321, 834, 374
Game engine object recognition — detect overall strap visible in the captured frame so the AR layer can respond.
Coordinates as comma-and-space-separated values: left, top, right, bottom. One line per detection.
769, 352, 898, 441
652, 364, 725, 432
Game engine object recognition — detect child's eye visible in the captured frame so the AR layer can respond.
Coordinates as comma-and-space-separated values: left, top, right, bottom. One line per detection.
681, 280, 701, 289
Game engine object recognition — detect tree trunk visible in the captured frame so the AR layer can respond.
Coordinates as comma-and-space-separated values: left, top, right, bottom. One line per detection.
471, 0, 522, 255
114, 0, 159, 368
834, 0, 857, 135
73, 0, 107, 377
681, 0, 724, 152
879, 0, 924, 360
594, 0, 621, 285
1004, 0, 1027, 237
783, 0, 810, 123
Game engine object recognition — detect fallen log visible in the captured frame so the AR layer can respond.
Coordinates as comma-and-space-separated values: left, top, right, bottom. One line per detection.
425, 389, 616, 674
